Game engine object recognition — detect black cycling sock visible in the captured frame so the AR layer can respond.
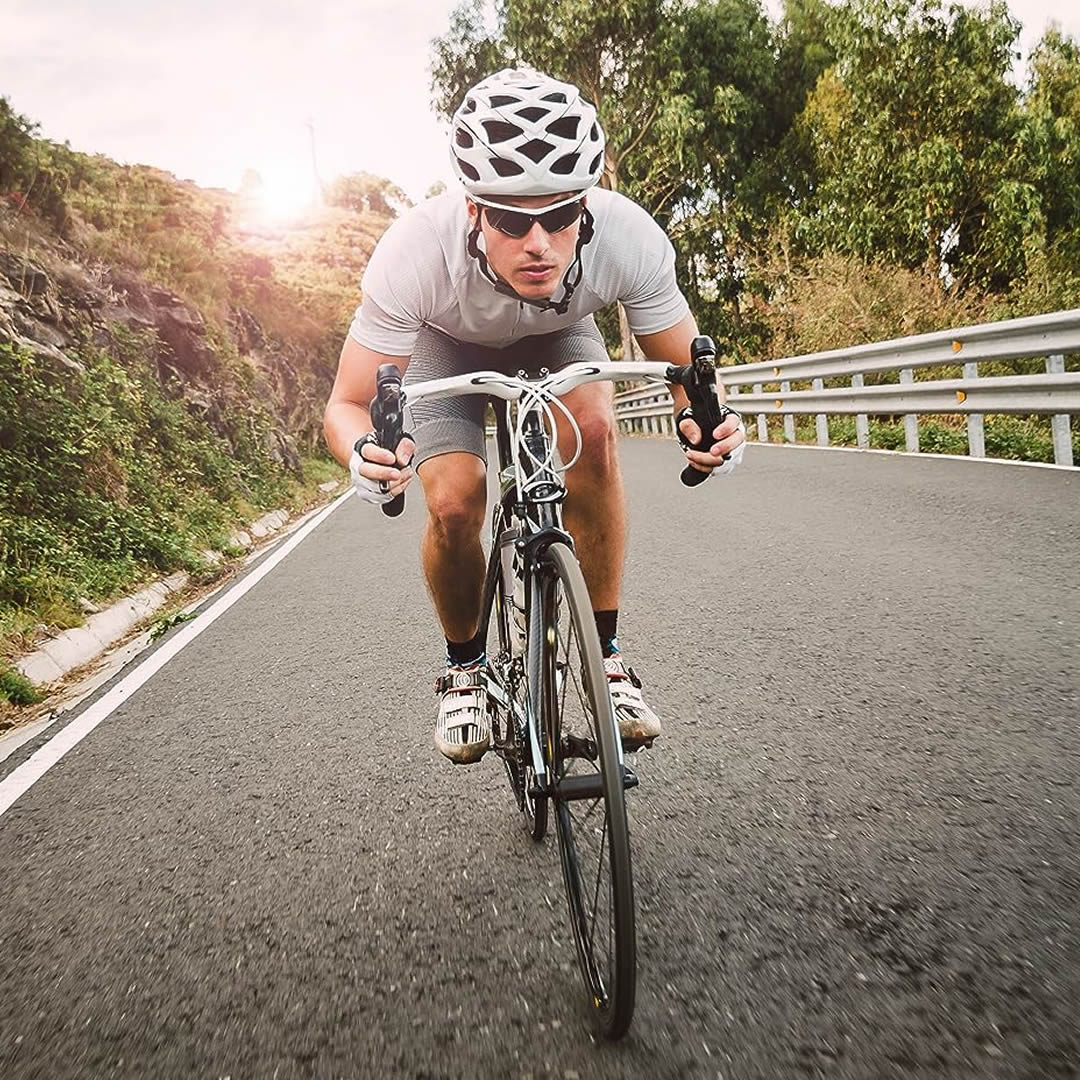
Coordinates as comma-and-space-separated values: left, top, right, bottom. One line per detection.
446, 630, 486, 667
594, 609, 619, 659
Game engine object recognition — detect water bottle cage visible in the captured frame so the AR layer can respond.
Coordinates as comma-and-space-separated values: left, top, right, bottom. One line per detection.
675, 403, 741, 456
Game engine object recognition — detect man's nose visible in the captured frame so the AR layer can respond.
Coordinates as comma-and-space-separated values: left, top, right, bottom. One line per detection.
522, 221, 550, 255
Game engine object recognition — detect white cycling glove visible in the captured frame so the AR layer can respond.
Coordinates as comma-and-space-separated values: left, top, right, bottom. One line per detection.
349, 435, 396, 506
676, 404, 747, 479
707, 425, 746, 478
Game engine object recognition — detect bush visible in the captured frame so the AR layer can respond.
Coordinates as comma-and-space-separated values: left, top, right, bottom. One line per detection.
0, 664, 43, 705
0, 335, 287, 621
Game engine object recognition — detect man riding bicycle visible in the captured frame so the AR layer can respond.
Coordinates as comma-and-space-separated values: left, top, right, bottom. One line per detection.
324, 67, 746, 765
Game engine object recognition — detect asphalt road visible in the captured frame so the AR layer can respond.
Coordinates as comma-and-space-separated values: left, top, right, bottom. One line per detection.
1, 441, 1078, 1079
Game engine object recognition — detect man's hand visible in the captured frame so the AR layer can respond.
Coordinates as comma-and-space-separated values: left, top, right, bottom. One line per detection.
677, 407, 746, 478
349, 433, 417, 505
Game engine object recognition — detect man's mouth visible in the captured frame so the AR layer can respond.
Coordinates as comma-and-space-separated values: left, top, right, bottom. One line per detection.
517, 264, 555, 283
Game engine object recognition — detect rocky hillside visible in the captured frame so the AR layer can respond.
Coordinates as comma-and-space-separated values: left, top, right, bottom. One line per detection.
0, 97, 399, 675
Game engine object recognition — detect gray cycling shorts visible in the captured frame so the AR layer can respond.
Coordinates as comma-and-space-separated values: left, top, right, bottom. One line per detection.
404, 317, 609, 470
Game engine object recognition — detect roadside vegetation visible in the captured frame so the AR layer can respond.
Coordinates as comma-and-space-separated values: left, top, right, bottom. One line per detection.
1, 98, 405, 693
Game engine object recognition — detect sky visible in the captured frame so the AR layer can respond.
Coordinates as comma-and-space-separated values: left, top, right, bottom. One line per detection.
2, 0, 1079, 212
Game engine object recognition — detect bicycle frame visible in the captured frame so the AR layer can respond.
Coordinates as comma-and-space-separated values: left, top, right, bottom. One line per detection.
401, 361, 676, 794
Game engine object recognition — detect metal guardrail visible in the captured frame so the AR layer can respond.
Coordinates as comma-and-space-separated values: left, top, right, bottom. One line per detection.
613, 309, 1080, 466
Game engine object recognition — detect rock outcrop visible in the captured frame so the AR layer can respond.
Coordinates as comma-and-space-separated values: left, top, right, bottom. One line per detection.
0, 245, 305, 470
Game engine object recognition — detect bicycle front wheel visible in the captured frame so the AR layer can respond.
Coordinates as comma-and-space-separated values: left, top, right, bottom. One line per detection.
538, 541, 636, 1039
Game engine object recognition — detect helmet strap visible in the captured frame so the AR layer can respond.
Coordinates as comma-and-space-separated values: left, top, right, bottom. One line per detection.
466, 206, 595, 317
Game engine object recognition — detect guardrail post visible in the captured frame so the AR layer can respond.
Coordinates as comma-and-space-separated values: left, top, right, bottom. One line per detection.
753, 383, 768, 442
813, 378, 829, 445
780, 381, 795, 442
964, 361, 985, 458
1047, 354, 1074, 466
851, 374, 869, 448
900, 368, 919, 451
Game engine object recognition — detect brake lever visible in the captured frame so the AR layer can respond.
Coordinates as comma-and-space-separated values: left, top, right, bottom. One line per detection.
672, 336, 735, 488
370, 363, 406, 517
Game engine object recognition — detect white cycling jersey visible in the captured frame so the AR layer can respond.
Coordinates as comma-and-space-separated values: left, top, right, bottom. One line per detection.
348, 187, 690, 355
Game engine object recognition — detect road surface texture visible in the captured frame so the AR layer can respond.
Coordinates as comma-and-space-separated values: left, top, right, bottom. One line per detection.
1, 441, 1077, 1079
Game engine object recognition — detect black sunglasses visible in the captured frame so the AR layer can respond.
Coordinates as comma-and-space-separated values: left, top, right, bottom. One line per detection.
482, 199, 584, 238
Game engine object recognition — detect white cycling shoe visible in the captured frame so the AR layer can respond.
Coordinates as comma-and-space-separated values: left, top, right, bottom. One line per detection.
603, 656, 662, 746
434, 663, 491, 765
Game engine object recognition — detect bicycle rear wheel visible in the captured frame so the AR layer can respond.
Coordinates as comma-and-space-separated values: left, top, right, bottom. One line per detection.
538, 541, 635, 1039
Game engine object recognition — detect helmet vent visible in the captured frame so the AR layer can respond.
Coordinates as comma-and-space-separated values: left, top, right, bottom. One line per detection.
589, 153, 603, 175
489, 94, 521, 107
590, 123, 600, 142
519, 138, 555, 163
455, 128, 474, 148
490, 157, 525, 177
541, 92, 568, 104
462, 98, 476, 114
482, 119, 524, 144
550, 152, 580, 175
455, 156, 481, 182
516, 106, 548, 122
546, 116, 579, 140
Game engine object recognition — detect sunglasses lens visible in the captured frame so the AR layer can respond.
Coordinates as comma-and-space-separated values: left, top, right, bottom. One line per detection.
484, 200, 583, 237
485, 208, 533, 237
538, 201, 583, 233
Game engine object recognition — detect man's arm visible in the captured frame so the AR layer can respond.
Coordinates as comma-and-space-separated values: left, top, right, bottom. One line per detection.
635, 311, 744, 475
324, 335, 415, 494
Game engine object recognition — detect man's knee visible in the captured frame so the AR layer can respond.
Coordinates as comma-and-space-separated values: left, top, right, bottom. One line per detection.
419, 453, 487, 540
574, 404, 618, 476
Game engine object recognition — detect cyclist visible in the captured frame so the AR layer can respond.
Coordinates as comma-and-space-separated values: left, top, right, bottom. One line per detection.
324, 67, 746, 765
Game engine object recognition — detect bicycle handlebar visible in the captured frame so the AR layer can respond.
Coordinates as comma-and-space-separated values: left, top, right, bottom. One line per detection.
366, 335, 733, 513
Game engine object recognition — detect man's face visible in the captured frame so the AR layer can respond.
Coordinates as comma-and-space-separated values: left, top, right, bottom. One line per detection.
467, 192, 583, 301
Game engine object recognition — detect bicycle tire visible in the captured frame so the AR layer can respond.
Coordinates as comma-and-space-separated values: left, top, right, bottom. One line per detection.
487, 512, 547, 841
538, 541, 635, 1038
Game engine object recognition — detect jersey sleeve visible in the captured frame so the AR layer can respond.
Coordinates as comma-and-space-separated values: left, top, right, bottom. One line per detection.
347, 213, 438, 356
600, 194, 690, 336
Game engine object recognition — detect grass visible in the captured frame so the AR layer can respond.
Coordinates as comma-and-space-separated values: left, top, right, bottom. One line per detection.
0, 451, 345, 675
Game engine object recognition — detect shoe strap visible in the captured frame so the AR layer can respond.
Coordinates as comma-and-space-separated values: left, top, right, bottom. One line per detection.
435, 666, 487, 696
604, 657, 642, 689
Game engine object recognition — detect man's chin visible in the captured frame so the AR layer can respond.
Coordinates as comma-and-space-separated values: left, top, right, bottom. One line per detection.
512, 278, 558, 300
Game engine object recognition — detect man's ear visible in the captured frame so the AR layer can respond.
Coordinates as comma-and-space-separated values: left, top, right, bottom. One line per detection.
465, 197, 479, 228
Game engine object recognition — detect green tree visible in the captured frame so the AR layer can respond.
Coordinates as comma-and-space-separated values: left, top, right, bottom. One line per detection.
325, 171, 411, 217
1024, 28, 1080, 262
430, 0, 781, 354
792, 0, 1030, 289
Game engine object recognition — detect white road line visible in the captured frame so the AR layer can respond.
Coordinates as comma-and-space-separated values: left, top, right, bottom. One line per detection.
0, 490, 354, 819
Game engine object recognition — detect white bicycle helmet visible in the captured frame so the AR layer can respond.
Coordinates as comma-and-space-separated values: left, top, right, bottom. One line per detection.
450, 68, 606, 198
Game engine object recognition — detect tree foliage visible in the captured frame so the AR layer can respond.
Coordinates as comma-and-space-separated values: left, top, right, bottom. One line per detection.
325, 172, 412, 217
430, 0, 790, 343
430, 0, 1079, 348
788, 0, 1034, 288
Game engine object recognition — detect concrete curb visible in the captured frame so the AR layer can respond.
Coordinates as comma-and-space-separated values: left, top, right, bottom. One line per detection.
13, 482, 341, 689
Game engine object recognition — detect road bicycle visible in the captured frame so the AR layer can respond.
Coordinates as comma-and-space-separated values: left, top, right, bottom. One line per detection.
367, 336, 729, 1039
